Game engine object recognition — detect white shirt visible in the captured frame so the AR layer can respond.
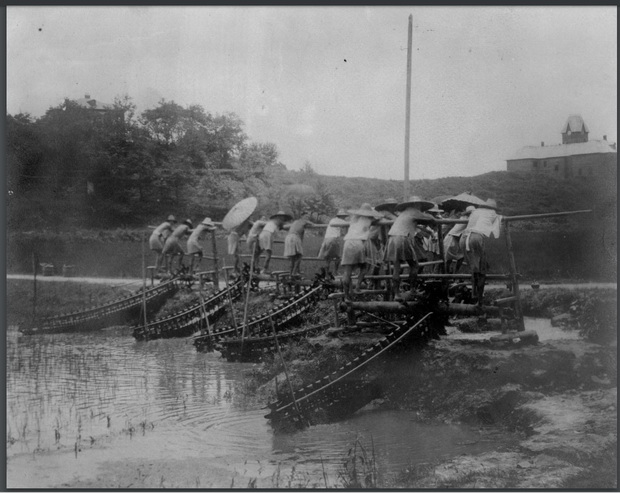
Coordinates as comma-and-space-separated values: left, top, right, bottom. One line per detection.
344, 215, 373, 241
388, 208, 419, 237
464, 208, 501, 238
324, 217, 349, 239
262, 220, 279, 234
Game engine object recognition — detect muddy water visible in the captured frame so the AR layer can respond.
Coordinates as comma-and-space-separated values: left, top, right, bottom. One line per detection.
7, 325, 510, 488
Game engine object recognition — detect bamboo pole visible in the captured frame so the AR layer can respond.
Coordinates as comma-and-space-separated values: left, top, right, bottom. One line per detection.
241, 241, 257, 344
436, 223, 446, 274
269, 315, 307, 427
503, 221, 525, 331
222, 262, 240, 338
345, 300, 500, 317
503, 209, 592, 222
32, 251, 37, 321
142, 233, 148, 328
197, 284, 213, 341
434, 209, 592, 225
211, 230, 219, 290
403, 14, 413, 200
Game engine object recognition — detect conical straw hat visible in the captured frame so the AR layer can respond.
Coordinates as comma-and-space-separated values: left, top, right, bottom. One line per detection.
222, 197, 258, 231
395, 196, 435, 212
375, 198, 399, 212
346, 203, 383, 219
269, 210, 293, 222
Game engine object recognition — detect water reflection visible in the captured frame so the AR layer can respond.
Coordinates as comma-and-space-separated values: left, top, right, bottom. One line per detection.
7, 324, 509, 485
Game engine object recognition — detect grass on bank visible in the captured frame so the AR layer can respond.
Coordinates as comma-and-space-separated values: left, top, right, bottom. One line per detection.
6, 279, 132, 326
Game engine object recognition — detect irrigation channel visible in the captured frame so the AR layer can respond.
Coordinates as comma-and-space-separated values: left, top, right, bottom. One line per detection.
6, 321, 517, 489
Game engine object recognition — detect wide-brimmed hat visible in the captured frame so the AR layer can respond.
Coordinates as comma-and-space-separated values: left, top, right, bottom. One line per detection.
335, 208, 348, 218
396, 196, 435, 212
222, 197, 258, 231
440, 193, 486, 212
427, 203, 444, 214
478, 198, 498, 210
346, 203, 383, 219
201, 217, 216, 229
167, 214, 177, 222
183, 219, 193, 228
374, 198, 399, 212
269, 210, 293, 222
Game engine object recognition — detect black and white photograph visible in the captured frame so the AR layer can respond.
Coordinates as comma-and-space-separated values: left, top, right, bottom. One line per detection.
6, 5, 617, 490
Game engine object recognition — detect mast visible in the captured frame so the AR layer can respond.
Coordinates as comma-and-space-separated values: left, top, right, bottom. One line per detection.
403, 14, 413, 200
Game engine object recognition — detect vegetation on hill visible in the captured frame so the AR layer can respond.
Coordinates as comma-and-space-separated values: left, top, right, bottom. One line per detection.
7, 95, 615, 232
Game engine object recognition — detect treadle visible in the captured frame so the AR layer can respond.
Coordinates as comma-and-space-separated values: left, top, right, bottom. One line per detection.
193, 284, 325, 353
132, 279, 244, 341
21, 279, 179, 335
265, 313, 434, 427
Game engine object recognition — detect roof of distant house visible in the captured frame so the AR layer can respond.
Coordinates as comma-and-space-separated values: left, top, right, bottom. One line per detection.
74, 94, 114, 111
561, 114, 589, 134
508, 140, 617, 161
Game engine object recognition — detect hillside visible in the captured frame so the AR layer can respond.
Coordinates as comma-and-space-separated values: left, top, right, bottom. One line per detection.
274, 168, 616, 230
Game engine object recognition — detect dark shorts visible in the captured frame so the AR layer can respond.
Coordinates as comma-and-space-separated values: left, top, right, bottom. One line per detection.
341, 239, 366, 266
318, 237, 342, 260
460, 232, 488, 274
444, 235, 464, 261
384, 235, 417, 263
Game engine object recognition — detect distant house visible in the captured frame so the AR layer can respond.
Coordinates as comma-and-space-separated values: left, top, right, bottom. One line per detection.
506, 115, 617, 179
73, 94, 115, 112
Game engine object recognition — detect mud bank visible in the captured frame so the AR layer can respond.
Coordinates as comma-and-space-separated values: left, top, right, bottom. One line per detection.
382, 334, 617, 489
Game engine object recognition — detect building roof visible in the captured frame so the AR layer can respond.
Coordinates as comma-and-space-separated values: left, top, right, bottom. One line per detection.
561, 114, 589, 134
74, 95, 114, 111
508, 140, 616, 161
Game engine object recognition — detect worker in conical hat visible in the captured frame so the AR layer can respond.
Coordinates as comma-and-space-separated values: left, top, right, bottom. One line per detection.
149, 214, 177, 271
341, 203, 383, 300
317, 209, 349, 276
162, 218, 193, 274
187, 217, 216, 274
459, 199, 501, 305
258, 211, 293, 274
283, 210, 317, 277
385, 196, 435, 301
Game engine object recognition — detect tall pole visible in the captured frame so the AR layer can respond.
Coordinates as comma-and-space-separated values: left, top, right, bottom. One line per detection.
403, 14, 413, 200
32, 251, 37, 321
142, 233, 148, 328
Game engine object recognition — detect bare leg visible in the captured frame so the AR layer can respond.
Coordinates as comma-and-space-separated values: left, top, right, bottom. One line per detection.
408, 260, 418, 292
476, 273, 486, 305
356, 264, 367, 292
392, 261, 402, 299
263, 250, 272, 272
343, 265, 353, 299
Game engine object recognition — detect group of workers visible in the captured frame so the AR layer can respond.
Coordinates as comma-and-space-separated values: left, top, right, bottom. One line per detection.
149, 193, 500, 303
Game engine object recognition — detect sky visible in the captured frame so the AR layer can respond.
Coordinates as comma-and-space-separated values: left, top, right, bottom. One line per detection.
6, 6, 617, 181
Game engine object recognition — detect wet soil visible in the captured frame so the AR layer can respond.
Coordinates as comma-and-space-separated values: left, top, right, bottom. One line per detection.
382, 334, 617, 488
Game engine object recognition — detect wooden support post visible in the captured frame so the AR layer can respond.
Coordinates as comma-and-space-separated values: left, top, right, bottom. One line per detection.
503, 221, 525, 331
333, 298, 340, 328
211, 230, 219, 290
436, 223, 446, 274
269, 315, 308, 427
241, 242, 257, 345
344, 300, 500, 317
222, 262, 239, 338
141, 233, 148, 329
32, 251, 37, 322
